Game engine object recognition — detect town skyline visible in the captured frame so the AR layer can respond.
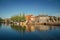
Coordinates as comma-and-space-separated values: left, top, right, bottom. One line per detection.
0, 0, 60, 18
1, 13, 60, 19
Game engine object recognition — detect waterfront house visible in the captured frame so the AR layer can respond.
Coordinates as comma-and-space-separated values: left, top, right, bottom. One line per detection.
29, 16, 36, 24
4, 18, 10, 23
35, 15, 50, 24
25, 15, 50, 24
25, 15, 33, 24
37, 15, 50, 23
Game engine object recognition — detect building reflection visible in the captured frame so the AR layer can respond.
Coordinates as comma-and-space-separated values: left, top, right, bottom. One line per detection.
0, 23, 2, 28
10, 24, 60, 33
25, 25, 35, 32
10, 25, 26, 33
35, 25, 60, 31
10, 24, 35, 32
35, 25, 50, 31
3, 23, 9, 26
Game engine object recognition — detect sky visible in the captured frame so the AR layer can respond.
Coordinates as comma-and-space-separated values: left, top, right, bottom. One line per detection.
0, 0, 60, 18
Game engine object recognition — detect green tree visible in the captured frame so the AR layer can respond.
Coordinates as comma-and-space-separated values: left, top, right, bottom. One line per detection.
0, 17, 3, 23
11, 12, 26, 22
11, 15, 20, 22
21, 13, 26, 22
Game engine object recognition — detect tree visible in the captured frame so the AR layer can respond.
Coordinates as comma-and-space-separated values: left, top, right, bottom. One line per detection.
11, 15, 20, 22
58, 17, 60, 21
11, 12, 26, 22
0, 17, 3, 23
21, 13, 26, 22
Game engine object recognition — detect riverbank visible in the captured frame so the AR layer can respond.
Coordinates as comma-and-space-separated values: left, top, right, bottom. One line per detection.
26, 22, 60, 26
46, 22, 60, 26
1, 21, 60, 26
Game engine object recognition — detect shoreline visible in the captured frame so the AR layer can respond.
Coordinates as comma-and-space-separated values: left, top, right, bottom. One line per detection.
1, 22, 60, 26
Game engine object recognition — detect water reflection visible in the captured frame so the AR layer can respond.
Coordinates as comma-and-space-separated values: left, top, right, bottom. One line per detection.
0, 23, 2, 28
4, 23, 10, 26
11, 25, 26, 33
35, 25, 60, 32
10, 24, 60, 32
25, 25, 35, 32
10, 24, 36, 33
0, 23, 60, 40
35, 25, 50, 31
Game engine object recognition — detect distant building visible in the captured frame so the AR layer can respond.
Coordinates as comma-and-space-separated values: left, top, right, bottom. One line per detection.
25, 15, 50, 24
25, 15, 33, 24
30, 16, 36, 21
4, 18, 10, 23
36, 15, 50, 23
25, 15, 32, 21
30, 16, 36, 24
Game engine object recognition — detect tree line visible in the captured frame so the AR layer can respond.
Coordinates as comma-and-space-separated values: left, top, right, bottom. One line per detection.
10, 13, 26, 22
0, 17, 3, 22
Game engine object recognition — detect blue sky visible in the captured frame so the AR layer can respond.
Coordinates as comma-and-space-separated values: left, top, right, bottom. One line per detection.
0, 0, 60, 18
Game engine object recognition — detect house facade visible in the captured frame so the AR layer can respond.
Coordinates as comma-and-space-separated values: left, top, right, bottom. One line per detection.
37, 15, 50, 23
25, 15, 50, 24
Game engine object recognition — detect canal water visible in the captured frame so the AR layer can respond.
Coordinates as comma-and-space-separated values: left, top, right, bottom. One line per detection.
0, 23, 60, 40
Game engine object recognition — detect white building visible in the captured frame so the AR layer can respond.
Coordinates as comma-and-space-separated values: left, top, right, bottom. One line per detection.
36, 15, 50, 23
30, 16, 36, 21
